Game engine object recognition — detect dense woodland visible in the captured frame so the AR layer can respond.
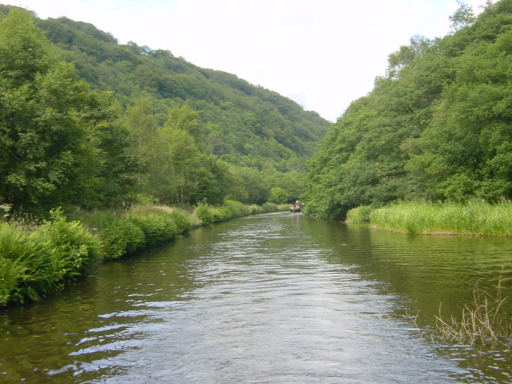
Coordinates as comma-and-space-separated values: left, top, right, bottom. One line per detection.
305, 0, 512, 219
0, 6, 329, 214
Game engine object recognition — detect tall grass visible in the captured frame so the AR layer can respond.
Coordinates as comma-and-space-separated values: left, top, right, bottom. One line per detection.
369, 200, 512, 236
346, 205, 373, 224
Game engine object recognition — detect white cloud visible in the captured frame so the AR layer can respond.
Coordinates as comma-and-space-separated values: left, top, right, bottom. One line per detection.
4, 0, 491, 121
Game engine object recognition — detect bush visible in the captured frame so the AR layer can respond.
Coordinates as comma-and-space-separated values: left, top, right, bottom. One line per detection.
0, 223, 35, 305
170, 210, 192, 234
100, 218, 145, 260
0, 208, 101, 306
225, 200, 250, 216
346, 206, 373, 224
128, 213, 177, 247
31, 208, 101, 280
262, 202, 278, 213
194, 204, 214, 225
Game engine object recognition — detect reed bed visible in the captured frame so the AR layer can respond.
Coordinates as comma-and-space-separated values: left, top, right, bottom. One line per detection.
369, 200, 512, 236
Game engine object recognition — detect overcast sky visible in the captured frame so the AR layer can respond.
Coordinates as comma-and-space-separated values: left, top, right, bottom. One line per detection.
6, 0, 490, 121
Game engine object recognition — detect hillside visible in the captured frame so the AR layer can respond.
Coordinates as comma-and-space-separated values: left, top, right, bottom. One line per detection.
304, 0, 512, 219
30, 12, 329, 170
0, 5, 329, 211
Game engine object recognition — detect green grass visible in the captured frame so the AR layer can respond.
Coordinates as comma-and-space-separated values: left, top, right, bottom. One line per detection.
368, 200, 512, 236
346, 205, 373, 224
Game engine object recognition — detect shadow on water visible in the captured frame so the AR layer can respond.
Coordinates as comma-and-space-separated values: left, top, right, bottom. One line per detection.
1, 213, 512, 383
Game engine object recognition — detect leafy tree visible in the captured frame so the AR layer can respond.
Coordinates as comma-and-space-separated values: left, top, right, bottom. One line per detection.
450, 1, 476, 31
0, 8, 141, 211
269, 187, 287, 204
0, 9, 93, 209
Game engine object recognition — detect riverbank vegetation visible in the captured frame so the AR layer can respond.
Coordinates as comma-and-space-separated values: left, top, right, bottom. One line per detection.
347, 201, 512, 236
0, 201, 279, 307
305, 0, 512, 221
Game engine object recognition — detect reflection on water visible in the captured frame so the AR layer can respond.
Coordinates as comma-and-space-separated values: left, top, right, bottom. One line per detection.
1, 213, 512, 383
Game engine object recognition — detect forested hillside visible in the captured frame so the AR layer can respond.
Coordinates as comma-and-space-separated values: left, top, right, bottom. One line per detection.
33, 11, 329, 169
305, 0, 512, 219
0, 5, 329, 213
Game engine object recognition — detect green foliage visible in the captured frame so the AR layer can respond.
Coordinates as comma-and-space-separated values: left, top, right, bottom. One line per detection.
0, 8, 142, 212
305, 0, 512, 218
91, 213, 145, 260
194, 204, 214, 225
0, 208, 100, 306
369, 200, 512, 236
31, 208, 101, 279
346, 206, 373, 224
261, 202, 279, 213
1, 5, 325, 214
193, 200, 275, 226
269, 187, 288, 204
127, 213, 177, 247
35, 14, 329, 170
169, 210, 192, 233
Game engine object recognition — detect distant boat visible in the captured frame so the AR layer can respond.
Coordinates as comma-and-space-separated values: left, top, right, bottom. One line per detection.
290, 202, 303, 212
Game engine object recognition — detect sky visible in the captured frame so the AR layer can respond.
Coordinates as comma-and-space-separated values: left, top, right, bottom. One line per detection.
5, 0, 490, 121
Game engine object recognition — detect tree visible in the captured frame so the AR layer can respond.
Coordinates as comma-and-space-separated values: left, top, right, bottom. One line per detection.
0, 9, 98, 210
450, 1, 476, 31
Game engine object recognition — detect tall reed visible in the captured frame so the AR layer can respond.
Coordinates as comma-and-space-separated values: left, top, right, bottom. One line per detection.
369, 200, 512, 236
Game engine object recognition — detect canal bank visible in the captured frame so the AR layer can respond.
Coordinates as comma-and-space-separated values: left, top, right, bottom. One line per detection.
0, 201, 279, 308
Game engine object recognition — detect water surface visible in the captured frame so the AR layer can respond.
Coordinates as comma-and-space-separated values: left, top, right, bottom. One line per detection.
1, 213, 511, 383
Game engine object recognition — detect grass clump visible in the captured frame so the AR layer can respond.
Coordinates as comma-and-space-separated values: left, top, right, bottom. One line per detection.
346, 206, 373, 224
369, 200, 512, 236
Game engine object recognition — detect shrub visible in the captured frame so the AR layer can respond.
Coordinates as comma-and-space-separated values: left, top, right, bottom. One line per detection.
128, 213, 177, 247
100, 218, 145, 260
262, 202, 278, 213
194, 204, 213, 225
31, 208, 101, 280
0, 223, 34, 305
169, 210, 192, 234
0, 208, 101, 306
346, 206, 373, 224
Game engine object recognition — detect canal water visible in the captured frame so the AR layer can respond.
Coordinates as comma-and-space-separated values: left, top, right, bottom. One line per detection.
1, 212, 512, 383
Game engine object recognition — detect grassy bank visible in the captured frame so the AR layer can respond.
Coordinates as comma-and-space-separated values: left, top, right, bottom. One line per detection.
0, 201, 278, 307
346, 201, 512, 236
